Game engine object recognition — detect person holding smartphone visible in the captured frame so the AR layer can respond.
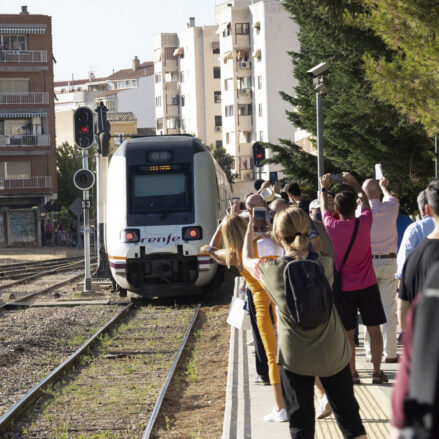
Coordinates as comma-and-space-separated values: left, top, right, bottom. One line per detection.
201, 204, 287, 422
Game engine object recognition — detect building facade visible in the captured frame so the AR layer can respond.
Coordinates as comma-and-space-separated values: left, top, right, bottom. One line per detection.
0, 6, 57, 208
54, 57, 154, 146
153, 18, 223, 148
153, 2, 300, 195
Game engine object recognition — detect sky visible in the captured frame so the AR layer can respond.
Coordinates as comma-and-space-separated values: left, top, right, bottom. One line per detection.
2, 0, 220, 81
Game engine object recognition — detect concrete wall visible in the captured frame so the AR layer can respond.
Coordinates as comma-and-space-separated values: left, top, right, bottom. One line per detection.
117, 75, 155, 128
0, 207, 41, 247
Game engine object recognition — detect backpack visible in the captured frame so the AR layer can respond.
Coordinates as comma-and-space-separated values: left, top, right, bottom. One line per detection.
400, 262, 439, 439
282, 252, 333, 330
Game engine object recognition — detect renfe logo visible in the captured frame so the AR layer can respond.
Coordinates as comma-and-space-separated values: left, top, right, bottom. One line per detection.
140, 233, 181, 246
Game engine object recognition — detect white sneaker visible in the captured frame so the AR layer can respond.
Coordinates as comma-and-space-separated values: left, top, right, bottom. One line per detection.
316, 394, 332, 419
263, 407, 288, 422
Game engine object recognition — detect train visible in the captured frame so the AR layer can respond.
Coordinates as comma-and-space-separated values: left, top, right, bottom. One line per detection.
105, 135, 232, 298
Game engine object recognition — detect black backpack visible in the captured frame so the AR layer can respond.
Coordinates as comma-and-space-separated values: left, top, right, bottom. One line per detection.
282, 252, 333, 330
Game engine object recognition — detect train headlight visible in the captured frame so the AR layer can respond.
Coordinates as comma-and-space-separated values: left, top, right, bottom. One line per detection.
182, 226, 203, 241
120, 229, 140, 243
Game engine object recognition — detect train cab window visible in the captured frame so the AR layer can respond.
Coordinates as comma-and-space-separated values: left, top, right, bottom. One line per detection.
130, 172, 191, 214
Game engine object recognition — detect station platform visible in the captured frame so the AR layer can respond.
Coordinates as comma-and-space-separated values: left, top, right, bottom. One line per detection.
222, 321, 401, 438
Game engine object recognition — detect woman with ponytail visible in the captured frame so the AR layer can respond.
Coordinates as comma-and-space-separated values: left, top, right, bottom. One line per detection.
243, 207, 366, 439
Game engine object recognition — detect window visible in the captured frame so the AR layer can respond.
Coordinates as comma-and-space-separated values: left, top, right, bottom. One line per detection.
223, 23, 231, 37
215, 140, 223, 148
215, 115, 222, 127
258, 103, 263, 117
167, 118, 178, 129
3, 161, 31, 178
235, 23, 250, 35
0, 79, 29, 92
214, 91, 221, 103
259, 131, 264, 141
154, 74, 161, 83
179, 71, 185, 82
130, 172, 191, 215
237, 76, 251, 90
246, 132, 252, 143
181, 119, 186, 130
167, 95, 179, 105
155, 95, 162, 107
238, 104, 252, 116
181, 95, 185, 107
258, 76, 262, 90
225, 105, 234, 117
156, 118, 163, 130
0, 35, 27, 51
213, 67, 221, 79
226, 132, 230, 144
224, 78, 233, 90
212, 42, 220, 54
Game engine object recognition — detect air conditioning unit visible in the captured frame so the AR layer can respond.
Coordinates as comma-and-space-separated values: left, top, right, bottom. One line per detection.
240, 61, 251, 69
239, 88, 249, 95
215, 126, 221, 132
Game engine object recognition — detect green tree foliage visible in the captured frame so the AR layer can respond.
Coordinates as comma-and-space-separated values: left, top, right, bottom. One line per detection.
356, 0, 439, 135
266, 0, 434, 211
56, 142, 96, 211
206, 145, 238, 188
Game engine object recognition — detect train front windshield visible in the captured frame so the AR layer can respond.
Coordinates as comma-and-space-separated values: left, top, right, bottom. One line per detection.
130, 172, 191, 214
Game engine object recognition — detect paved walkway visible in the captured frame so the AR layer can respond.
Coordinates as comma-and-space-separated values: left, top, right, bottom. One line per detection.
223, 321, 400, 439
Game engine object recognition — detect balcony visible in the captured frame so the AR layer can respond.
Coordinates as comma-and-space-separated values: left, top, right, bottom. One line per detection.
238, 114, 253, 131
0, 92, 49, 105
0, 134, 50, 147
0, 176, 52, 190
0, 50, 48, 63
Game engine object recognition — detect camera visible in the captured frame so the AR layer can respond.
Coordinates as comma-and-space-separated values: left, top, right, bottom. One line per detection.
330, 173, 344, 184
306, 62, 329, 78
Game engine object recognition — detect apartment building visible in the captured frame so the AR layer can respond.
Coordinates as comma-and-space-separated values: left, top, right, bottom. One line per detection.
216, 0, 300, 191
0, 6, 57, 208
55, 57, 155, 146
153, 18, 223, 148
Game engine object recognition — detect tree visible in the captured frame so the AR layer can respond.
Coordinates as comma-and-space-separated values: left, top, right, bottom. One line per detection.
266, 0, 434, 212
56, 142, 96, 210
357, 0, 439, 136
206, 145, 238, 188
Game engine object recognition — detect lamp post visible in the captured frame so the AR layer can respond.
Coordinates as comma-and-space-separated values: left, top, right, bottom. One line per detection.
306, 62, 329, 190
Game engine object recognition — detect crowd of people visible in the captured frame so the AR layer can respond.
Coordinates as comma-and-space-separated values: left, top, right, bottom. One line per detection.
201, 173, 439, 438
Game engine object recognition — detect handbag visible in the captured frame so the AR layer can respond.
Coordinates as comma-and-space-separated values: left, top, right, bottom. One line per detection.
226, 276, 252, 331
333, 218, 359, 304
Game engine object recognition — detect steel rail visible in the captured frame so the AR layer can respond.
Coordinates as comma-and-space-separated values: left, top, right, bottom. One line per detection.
142, 303, 202, 439
0, 272, 86, 310
0, 256, 83, 273
0, 259, 84, 280
0, 302, 134, 432
0, 260, 84, 288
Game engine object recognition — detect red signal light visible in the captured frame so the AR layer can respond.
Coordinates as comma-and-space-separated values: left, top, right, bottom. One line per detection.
80, 126, 89, 134
256, 153, 262, 158
189, 229, 198, 239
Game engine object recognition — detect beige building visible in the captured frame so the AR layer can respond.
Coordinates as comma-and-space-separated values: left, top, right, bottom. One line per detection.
153, 1, 300, 196
153, 18, 222, 148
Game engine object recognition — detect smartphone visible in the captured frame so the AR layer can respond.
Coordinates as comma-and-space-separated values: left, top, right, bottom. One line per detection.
269, 171, 278, 185
253, 207, 267, 235
330, 173, 344, 184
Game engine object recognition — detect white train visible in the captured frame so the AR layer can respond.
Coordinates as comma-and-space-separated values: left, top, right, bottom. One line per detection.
105, 135, 232, 298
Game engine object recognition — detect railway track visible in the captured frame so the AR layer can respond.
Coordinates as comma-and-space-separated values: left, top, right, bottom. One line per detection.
1, 302, 201, 438
0, 257, 83, 280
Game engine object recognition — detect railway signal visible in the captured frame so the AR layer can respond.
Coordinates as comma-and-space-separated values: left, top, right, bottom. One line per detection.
73, 169, 95, 191
74, 107, 95, 149
252, 142, 266, 168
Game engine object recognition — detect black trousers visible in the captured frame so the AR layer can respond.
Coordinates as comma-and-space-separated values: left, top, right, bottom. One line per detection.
246, 288, 269, 380
279, 363, 366, 439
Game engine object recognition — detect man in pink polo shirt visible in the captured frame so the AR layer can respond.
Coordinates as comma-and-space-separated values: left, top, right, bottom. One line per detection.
320, 172, 387, 385
362, 177, 399, 363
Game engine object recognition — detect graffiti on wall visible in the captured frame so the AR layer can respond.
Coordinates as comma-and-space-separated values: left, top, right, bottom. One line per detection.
10, 211, 35, 243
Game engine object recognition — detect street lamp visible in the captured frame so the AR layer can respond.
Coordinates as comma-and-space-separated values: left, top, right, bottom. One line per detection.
306, 62, 329, 190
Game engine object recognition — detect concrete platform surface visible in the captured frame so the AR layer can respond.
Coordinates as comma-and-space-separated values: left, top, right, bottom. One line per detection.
223, 323, 401, 439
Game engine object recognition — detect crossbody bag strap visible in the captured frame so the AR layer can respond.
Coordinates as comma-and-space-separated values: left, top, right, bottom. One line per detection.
340, 218, 360, 271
